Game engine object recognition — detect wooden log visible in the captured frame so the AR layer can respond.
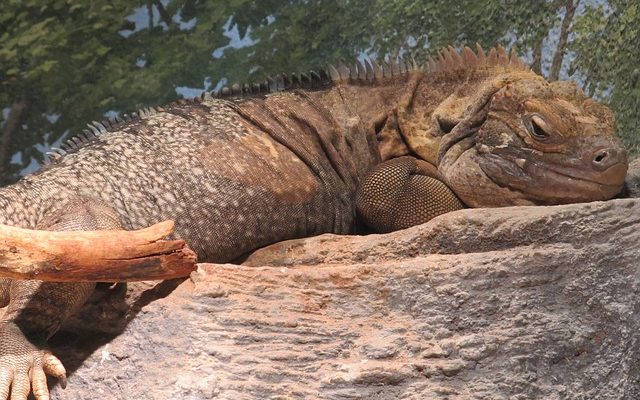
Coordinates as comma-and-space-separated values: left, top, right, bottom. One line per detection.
0, 220, 197, 282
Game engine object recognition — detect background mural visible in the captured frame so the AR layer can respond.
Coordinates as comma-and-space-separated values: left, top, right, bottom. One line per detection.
1, 0, 637, 184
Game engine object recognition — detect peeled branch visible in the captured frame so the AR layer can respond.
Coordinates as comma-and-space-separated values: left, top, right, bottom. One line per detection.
0, 220, 196, 282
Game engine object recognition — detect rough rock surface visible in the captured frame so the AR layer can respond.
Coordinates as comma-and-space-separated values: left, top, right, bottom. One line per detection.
49, 198, 640, 400
623, 157, 640, 197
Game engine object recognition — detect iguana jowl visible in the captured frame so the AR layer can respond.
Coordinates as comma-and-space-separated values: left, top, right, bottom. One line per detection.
0, 45, 628, 399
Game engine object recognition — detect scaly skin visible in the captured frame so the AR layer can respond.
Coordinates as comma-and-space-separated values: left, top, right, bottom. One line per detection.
0, 46, 627, 399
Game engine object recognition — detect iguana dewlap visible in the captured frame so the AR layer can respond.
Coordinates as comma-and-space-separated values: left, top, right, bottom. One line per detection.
0, 45, 628, 399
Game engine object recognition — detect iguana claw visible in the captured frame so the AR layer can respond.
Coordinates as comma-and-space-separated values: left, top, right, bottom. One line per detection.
0, 323, 66, 400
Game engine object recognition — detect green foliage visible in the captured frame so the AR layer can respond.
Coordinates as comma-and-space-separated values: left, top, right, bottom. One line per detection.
571, 0, 640, 155
0, 0, 638, 183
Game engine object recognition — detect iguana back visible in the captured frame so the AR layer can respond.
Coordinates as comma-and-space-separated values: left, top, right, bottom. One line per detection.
10, 91, 379, 262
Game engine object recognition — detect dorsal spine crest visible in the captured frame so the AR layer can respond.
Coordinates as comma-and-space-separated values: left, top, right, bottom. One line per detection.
46, 45, 525, 165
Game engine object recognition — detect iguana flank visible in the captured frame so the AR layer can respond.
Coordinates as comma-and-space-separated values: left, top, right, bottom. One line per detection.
0, 45, 627, 399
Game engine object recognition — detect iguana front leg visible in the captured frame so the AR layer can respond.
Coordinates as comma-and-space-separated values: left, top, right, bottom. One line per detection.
0, 197, 121, 400
356, 156, 464, 233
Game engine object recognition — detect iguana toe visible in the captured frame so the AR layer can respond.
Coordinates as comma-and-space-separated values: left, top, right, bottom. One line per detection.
42, 353, 66, 389
9, 373, 29, 400
0, 323, 65, 400
30, 367, 50, 400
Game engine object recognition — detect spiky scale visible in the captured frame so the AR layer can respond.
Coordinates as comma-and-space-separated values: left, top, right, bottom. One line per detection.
82, 129, 95, 139
266, 76, 276, 92
221, 86, 231, 96
86, 124, 100, 136
364, 60, 374, 80
427, 57, 437, 73
354, 60, 364, 81
318, 69, 329, 81
328, 64, 341, 82
437, 51, 448, 69
391, 59, 400, 76
382, 61, 391, 78
409, 56, 418, 71
92, 121, 107, 134
448, 46, 463, 67
281, 74, 291, 88
476, 43, 487, 64
488, 48, 498, 65
45, 151, 62, 161
51, 147, 66, 156
337, 62, 350, 81
275, 75, 285, 91
462, 46, 477, 67
309, 70, 321, 82
443, 49, 455, 69
347, 63, 355, 80
497, 46, 508, 65
290, 73, 300, 87
509, 47, 525, 69
372, 60, 383, 79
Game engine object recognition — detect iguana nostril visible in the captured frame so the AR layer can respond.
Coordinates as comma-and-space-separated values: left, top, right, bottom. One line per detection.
591, 147, 626, 172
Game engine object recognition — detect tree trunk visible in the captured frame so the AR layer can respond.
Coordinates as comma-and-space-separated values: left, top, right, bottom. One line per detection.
152, 0, 173, 27
146, 0, 154, 28
531, 37, 543, 76
549, 0, 580, 81
0, 101, 27, 186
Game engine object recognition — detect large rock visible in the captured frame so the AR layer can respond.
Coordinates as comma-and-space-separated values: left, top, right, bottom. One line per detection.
50, 199, 640, 400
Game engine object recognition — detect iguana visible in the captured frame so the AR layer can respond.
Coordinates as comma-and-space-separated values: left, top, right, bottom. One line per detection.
0, 45, 627, 399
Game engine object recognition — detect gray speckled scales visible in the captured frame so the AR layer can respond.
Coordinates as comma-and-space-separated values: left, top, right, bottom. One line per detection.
24, 92, 378, 262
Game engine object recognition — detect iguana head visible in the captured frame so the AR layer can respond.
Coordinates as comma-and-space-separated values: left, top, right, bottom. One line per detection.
405, 46, 628, 207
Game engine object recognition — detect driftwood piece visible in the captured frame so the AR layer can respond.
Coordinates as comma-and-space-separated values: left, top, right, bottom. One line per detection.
0, 220, 196, 282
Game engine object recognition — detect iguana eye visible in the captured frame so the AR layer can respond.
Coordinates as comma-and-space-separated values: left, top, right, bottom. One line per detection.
524, 114, 551, 141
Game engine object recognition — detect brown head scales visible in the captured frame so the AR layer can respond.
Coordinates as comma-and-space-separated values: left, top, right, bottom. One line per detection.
390, 45, 628, 207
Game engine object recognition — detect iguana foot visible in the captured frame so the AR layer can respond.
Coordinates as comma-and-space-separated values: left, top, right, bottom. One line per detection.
0, 323, 66, 400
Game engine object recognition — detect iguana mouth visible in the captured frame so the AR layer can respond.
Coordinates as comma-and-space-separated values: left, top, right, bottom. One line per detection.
477, 150, 627, 203
537, 160, 627, 187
